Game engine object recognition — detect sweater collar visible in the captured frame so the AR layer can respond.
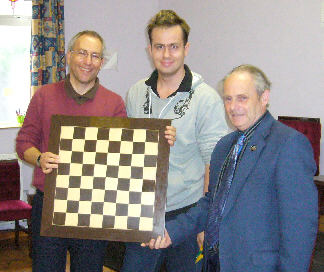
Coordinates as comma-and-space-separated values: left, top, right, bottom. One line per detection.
144, 64, 193, 98
64, 74, 99, 105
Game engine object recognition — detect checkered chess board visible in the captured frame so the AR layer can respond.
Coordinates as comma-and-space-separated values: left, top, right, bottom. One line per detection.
41, 115, 170, 242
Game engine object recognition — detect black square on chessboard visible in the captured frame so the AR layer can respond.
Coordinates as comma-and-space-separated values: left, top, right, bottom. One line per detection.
131, 167, 143, 179
144, 155, 158, 167
133, 142, 145, 154
73, 126, 86, 139
55, 187, 68, 200
102, 215, 115, 228
58, 163, 70, 175
95, 153, 107, 165
53, 212, 66, 225
82, 164, 95, 176
117, 179, 130, 191
71, 151, 83, 164
106, 165, 119, 178
60, 138, 72, 150
84, 140, 97, 152
78, 214, 90, 226
108, 141, 121, 153
69, 176, 81, 188
80, 189, 92, 201
145, 130, 159, 142
91, 202, 104, 214
121, 129, 134, 141
142, 179, 155, 192
104, 190, 117, 203
129, 191, 142, 204
119, 154, 132, 166
115, 203, 128, 216
141, 205, 154, 218
93, 177, 106, 189
127, 217, 140, 230
97, 127, 110, 140
67, 200, 79, 213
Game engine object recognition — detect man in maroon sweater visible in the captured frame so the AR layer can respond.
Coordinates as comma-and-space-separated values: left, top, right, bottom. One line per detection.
16, 30, 126, 272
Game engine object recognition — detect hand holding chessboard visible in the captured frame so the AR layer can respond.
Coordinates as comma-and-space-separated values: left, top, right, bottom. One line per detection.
40, 115, 170, 242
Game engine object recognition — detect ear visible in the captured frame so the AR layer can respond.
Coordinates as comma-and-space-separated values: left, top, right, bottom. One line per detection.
148, 43, 153, 57
261, 89, 270, 106
184, 42, 190, 57
66, 51, 71, 66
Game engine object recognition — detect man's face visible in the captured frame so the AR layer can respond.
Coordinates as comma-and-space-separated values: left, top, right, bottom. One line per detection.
223, 72, 269, 131
148, 25, 189, 78
67, 35, 103, 93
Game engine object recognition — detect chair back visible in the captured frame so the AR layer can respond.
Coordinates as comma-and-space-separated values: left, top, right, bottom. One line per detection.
0, 159, 20, 201
278, 116, 321, 175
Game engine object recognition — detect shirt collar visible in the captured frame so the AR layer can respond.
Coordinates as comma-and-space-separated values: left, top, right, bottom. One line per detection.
144, 64, 193, 98
64, 74, 99, 105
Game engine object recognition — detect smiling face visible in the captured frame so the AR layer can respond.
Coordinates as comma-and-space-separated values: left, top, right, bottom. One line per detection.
223, 72, 269, 131
67, 34, 103, 94
148, 25, 189, 79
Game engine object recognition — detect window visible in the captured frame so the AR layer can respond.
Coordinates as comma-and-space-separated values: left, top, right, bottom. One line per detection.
0, 1, 32, 128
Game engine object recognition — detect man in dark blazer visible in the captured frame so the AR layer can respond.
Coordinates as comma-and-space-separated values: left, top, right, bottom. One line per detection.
144, 64, 318, 271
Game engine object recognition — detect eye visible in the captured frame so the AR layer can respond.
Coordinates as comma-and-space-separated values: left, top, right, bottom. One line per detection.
91, 54, 101, 60
170, 44, 179, 50
154, 44, 164, 50
223, 96, 232, 103
237, 95, 248, 102
78, 50, 88, 57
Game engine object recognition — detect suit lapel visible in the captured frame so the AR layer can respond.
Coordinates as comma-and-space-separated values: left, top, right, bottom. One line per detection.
221, 113, 274, 218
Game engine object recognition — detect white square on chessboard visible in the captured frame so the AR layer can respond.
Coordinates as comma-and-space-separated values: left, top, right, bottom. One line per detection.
108, 128, 122, 141
67, 188, 81, 201
107, 153, 120, 166
59, 150, 72, 163
80, 176, 94, 189
96, 140, 109, 152
89, 214, 104, 228
60, 126, 75, 139
129, 179, 143, 192
92, 189, 105, 202
143, 167, 157, 180
116, 190, 129, 204
104, 177, 118, 190
69, 163, 83, 176
72, 139, 85, 152
120, 141, 133, 154
94, 164, 108, 177
103, 202, 116, 216
118, 166, 131, 179
141, 192, 155, 205
53, 199, 67, 213
78, 201, 92, 214
85, 127, 99, 140
139, 217, 153, 231
82, 152, 96, 164
114, 216, 128, 230
132, 129, 148, 142
56, 175, 70, 188
65, 213, 79, 226
130, 154, 145, 167
128, 204, 142, 217
144, 142, 158, 155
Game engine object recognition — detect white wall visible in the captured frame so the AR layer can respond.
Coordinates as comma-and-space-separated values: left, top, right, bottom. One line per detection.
1, 1, 323, 192
160, 0, 324, 173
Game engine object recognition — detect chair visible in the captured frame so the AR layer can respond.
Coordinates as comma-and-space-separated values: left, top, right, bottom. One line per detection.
0, 159, 32, 247
278, 116, 321, 175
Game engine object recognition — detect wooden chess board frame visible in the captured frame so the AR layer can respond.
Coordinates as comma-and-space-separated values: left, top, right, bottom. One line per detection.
40, 115, 170, 242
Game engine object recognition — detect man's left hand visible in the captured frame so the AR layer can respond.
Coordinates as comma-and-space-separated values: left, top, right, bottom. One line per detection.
141, 229, 172, 249
164, 126, 176, 146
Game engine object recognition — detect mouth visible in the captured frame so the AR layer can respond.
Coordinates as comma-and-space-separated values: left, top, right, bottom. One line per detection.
79, 66, 91, 72
161, 61, 173, 67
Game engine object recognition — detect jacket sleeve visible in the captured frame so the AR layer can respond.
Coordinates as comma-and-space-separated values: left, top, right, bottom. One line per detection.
275, 132, 318, 271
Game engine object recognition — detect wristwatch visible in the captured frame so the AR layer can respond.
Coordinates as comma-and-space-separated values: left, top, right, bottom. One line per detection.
36, 154, 41, 167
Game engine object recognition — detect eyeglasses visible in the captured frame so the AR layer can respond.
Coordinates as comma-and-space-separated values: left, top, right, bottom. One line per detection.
153, 43, 183, 53
70, 49, 103, 63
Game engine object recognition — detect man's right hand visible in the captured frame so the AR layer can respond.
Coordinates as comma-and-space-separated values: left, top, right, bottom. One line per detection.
38, 152, 60, 174
140, 229, 172, 249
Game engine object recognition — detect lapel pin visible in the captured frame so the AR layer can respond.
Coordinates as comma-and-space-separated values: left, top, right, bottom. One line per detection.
250, 145, 257, 151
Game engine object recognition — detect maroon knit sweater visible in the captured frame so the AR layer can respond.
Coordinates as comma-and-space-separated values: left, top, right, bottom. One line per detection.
16, 80, 126, 191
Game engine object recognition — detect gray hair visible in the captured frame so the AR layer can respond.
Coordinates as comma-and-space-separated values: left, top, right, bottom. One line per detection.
67, 30, 108, 60
218, 64, 271, 96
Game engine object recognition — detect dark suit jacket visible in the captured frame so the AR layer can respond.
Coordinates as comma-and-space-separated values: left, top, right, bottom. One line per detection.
167, 112, 318, 272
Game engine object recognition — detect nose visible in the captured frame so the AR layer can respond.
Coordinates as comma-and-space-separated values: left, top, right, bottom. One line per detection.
84, 54, 92, 65
163, 47, 171, 58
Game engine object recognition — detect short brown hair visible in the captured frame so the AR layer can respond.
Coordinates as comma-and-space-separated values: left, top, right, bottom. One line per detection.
147, 10, 190, 45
